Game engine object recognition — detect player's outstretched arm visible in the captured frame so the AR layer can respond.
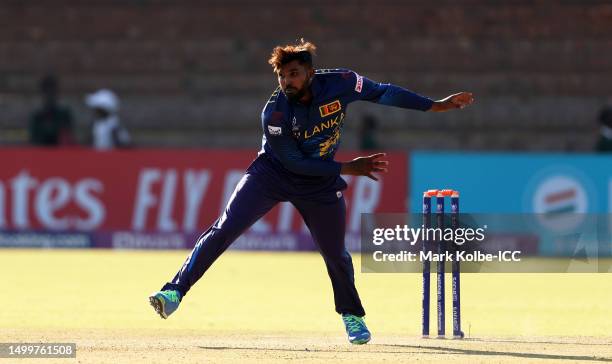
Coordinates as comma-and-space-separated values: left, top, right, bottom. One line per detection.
340, 153, 388, 181
429, 92, 475, 112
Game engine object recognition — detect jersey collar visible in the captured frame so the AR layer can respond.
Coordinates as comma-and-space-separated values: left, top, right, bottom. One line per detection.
309, 75, 324, 102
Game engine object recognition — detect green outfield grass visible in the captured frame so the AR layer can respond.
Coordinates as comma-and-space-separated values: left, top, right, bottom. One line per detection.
2, 249, 611, 363
3, 249, 611, 337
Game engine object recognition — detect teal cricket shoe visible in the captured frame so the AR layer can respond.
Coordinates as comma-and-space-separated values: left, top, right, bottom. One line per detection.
149, 290, 181, 319
342, 314, 371, 344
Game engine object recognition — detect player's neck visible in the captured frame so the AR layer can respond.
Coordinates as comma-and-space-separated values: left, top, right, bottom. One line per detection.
298, 89, 313, 105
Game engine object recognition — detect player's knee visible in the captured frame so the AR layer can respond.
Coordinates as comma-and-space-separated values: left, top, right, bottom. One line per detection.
324, 250, 353, 266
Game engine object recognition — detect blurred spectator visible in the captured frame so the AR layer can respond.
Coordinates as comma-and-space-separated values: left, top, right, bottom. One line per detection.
85, 89, 132, 150
595, 102, 612, 152
28, 74, 75, 146
358, 114, 379, 150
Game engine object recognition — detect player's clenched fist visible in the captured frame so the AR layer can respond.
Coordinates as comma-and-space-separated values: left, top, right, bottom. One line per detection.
447, 92, 474, 108
341, 153, 389, 181
429, 92, 475, 112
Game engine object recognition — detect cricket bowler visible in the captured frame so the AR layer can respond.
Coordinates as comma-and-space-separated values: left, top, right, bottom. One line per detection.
149, 39, 474, 344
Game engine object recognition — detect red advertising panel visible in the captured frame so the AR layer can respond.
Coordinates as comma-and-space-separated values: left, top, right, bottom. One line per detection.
0, 148, 407, 250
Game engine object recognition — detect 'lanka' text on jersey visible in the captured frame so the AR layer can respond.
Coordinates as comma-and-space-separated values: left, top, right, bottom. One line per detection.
259, 68, 433, 177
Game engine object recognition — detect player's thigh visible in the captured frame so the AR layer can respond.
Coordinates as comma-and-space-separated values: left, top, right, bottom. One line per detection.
217, 173, 280, 232
293, 196, 346, 257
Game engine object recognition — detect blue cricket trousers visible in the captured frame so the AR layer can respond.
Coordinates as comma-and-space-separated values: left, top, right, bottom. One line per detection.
161, 171, 366, 317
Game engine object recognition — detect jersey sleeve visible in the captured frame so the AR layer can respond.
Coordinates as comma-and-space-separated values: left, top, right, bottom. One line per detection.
343, 71, 434, 111
262, 111, 341, 176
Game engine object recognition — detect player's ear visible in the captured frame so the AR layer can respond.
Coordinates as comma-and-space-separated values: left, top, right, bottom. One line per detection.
307, 67, 314, 82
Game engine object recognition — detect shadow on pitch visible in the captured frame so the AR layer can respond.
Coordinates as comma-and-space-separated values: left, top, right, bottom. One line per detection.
384, 344, 612, 362
198, 345, 611, 362
198, 346, 423, 355
466, 338, 612, 347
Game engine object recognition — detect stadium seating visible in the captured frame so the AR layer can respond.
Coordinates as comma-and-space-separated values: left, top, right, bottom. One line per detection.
0, 1, 610, 150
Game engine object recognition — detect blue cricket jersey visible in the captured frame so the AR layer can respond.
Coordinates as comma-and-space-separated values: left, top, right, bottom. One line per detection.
248, 69, 433, 197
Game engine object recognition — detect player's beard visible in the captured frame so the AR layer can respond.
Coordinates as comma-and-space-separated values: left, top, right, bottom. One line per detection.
284, 76, 312, 103
284, 85, 307, 103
